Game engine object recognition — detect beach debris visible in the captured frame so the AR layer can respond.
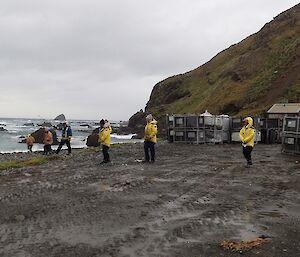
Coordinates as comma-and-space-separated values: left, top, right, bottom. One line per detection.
221, 236, 270, 252
15, 215, 25, 222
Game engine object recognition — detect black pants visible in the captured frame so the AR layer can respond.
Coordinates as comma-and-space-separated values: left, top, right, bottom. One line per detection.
56, 140, 71, 154
43, 144, 52, 155
243, 146, 253, 165
102, 145, 110, 162
27, 145, 33, 152
144, 141, 155, 162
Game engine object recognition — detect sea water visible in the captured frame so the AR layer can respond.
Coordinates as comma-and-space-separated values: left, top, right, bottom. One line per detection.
0, 118, 139, 153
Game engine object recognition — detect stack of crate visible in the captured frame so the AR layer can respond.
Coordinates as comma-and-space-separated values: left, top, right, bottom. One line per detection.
282, 117, 300, 154
260, 118, 282, 144
166, 114, 230, 144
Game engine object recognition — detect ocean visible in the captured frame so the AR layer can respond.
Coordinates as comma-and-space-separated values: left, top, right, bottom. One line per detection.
0, 118, 139, 153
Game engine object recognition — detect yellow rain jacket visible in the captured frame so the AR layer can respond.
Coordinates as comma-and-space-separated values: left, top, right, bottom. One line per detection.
144, 119, 158, 143
98, 127, 111, 147
239, 117, 255, 147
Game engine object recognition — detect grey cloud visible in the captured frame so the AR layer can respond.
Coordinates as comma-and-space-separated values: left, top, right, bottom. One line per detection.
0, 0, 298, 119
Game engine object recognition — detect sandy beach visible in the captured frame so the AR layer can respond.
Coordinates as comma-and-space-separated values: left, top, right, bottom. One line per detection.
0, 142, 299, 257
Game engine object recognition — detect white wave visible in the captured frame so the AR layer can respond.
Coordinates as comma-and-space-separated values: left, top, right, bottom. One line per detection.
110, 133, 136, 140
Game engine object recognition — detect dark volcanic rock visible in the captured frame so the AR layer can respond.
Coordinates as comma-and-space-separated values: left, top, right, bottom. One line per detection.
23, 122, 35, 126
126, 110, 147, 138
38, 122, 53, 127
31, 128, 59, 145
86, 128, 100, 147
54, 114, 66, 121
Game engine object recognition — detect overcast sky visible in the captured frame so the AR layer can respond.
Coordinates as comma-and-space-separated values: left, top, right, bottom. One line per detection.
0, 0, 298, 121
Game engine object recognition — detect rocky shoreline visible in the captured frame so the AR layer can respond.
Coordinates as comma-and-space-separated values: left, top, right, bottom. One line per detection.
0, 142, 299, 257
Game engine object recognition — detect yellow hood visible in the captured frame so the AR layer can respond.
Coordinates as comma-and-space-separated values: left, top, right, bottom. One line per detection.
245, 117, 253, 128
150, 119, 157, 125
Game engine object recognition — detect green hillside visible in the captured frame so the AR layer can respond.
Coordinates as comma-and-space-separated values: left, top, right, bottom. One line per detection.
145, 4, 300, 126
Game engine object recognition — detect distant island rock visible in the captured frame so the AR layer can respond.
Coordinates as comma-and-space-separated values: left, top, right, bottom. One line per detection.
54, 114, 66, 121
37, 122, 53, 128
23, 122, 35, 126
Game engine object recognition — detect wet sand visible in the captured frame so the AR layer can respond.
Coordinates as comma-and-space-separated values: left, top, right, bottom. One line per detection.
0, 142, 299, 257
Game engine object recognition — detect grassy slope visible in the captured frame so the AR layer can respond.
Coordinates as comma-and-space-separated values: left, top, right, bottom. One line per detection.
146, 4, 300, 123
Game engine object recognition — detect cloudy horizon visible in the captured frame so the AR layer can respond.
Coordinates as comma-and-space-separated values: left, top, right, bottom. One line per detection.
0, 0, 298, 121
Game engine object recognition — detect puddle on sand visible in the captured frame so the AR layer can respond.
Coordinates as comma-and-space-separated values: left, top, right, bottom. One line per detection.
88, 182, 111, 192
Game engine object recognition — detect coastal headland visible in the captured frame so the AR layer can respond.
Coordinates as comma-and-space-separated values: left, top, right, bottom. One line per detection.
0, 143, 299, 256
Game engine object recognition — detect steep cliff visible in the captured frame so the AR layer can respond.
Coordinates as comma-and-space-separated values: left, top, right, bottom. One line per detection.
144, 4, 300, 129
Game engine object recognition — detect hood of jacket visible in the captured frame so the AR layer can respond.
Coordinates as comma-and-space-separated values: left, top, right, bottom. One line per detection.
149, 119, 157, 125
245, 117, 253, 128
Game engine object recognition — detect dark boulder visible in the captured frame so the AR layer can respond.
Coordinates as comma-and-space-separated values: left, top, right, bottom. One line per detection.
0, 127, 7, 132
86, 127, 100, 147
31, 128, 59, 145
110, 110, 147, 139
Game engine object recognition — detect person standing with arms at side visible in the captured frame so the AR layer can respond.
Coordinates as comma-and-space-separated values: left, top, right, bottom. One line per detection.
56, 122, 72, 155
98, 119, 111, 164
239, 117, 256, 167
43, 128, 53, 155
26, 134, 35, 152
144, 114, 158, 163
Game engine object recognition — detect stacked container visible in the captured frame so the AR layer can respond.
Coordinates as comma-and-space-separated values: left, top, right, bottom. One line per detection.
260, 118, 282, 144
282, 117, 300, 154
167, 112, 230, 144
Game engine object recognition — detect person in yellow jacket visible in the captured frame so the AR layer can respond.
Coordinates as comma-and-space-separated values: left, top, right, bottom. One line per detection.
239, 117, 256, 167
98, 119, 111, 164
144, 114, 158, 162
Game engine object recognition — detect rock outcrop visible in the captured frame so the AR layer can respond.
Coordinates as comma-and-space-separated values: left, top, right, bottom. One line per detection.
31, 128, 59, 145
54, 114, 66, 121
86, 128, 100, 147
38, 122, 53, 128
142, 3, 300, 132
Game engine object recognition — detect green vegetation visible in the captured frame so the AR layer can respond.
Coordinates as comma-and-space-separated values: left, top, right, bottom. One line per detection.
145, 5, 300, 122
0, 155, 61, 170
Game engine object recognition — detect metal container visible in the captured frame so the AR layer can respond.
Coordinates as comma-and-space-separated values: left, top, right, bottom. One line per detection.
198, 130, 205, 143
167, 115, 175, 128
174, 130, 185, 142
174, 117, 185, 128
282, 134, 296, 153
231, 118, 243, 131
284, 117, 298, 133
186, 130, 198, 142
215, 115, 230, 130
185, 116, 198, 128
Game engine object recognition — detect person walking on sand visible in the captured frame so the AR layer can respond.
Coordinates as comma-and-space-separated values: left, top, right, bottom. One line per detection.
239, 117, 256, 167
43, 128, 53, 155
26, 134, 35, 152
56, 121, 72, 155
98, 119, 111, 164
144, 114, 158, 163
